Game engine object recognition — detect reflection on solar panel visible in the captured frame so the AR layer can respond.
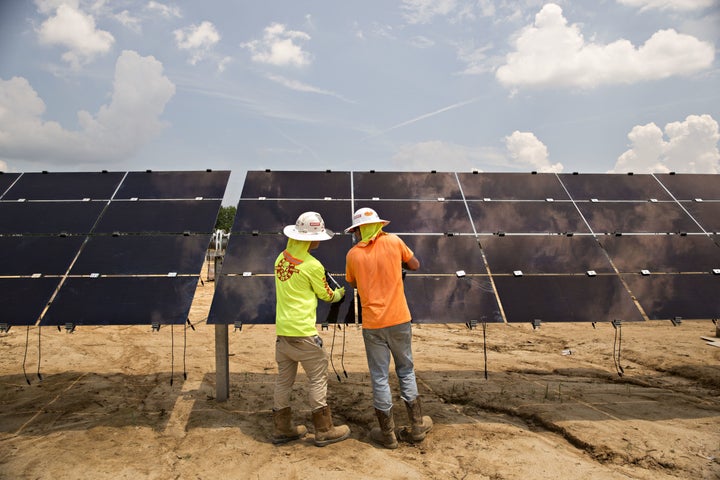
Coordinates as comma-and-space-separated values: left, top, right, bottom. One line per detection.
209, 171, 719, 326
0, 170, 229, 328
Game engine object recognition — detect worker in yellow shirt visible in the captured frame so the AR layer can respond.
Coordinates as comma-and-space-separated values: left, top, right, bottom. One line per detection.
272, 211, 350, 447
345, 207, 432, 449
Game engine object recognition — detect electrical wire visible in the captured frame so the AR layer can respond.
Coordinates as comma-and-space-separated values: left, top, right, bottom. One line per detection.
613, 322, 624, 377
22, 326, 31, 385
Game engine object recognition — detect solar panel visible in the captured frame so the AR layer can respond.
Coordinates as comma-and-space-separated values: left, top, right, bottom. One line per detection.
480, 235, 614, 274
0, 278, 62, 326
0, 236, 84, 275
458, 172, 569, 200
241, 171, 351, 199
93, 200, 222, 234
0, 201, 106, 235
600, 235, 720, 273
655, 173, 720, 201
114, 170, 230, 199
209, 170, 719, 326
70, 235, 211, 275
0, 170, 228, 328
467, 201, 590, 234
3, 171, 124, 200
494, 275, 644, 323
623, 274, 720, 320
41, 276, 199, 326
576, 201, 701, 234
353, 171, 464, 200
404, 276, 502, 324
558, 173, 671, 201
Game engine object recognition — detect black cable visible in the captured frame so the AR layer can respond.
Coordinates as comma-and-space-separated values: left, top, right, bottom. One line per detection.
330, 323, 341, 382
183, 320, 188, 380
37, 326, 42, 381
340, 324, 348, 378
170, 323, 175, 386
482, 322, 488, 380
613, 323, 624, 377
22, 325, 31, 385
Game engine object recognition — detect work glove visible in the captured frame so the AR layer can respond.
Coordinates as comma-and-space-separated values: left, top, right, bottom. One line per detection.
331, 287, 346, 303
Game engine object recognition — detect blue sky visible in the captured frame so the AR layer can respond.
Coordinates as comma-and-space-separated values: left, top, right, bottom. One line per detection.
0, 0, 718, 204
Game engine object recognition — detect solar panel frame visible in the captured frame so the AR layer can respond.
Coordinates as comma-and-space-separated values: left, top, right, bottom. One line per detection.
92, 199, 222, 234
241, 171, 351, 199
40, 276, 199, 326
113, 170, 230, 199
232, 199, 352, 235
467, 201, 590, 234
623, 274, 720, 320
600, 235, 720, 273
0, 277, 62, 326
353, 171, 464, 200
655, 173, 720, 201
558, 173, 671, 201
0, 201, 107, 235
2, 172, 125, 200
458, 172, 570, 200
575, 201, 702, 234
0, 236, 85, 275
0, 172, 22, 198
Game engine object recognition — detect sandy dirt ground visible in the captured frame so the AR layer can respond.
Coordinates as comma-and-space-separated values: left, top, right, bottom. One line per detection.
1, 278, 719, 480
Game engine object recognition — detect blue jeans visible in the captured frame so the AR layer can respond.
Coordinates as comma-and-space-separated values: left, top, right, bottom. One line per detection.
362, 321, 418, 412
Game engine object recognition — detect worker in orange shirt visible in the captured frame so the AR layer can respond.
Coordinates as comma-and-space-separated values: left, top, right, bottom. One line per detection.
344, 207, 432, 449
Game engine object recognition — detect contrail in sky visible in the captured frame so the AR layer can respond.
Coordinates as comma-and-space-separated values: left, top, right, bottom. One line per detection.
364, 96, 483, 140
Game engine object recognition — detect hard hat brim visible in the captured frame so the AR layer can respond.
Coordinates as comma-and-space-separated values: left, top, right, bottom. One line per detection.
343, 219, 390, 234
283, 224, 334, 241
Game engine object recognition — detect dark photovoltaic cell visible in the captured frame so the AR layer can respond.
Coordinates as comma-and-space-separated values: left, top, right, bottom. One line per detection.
494, 275, 644, 323
353, 171, 464, 200
232, 199, 352, 234
558, 173, 671, 201
576, 202, 701, 234
70, 235, 211, 275
0, 201, 106, 235
0, 173, 22, 197
114, 170, 230, 199
623, 274, 720, 320
404, 276, 502, 324
399, 235, 486, 274
682, 202, 720, 232
480, 235, 614, 274
655, 173, 720, 201
600, 235, 720, 273
458, 172, 569, 200
467, 201, 590, 234
3, 172, 125, 200
0, 278, 62, 326
41, 276, 199, 326
357, 200, 473, 234
0, 236, 84, 275
93, 200, 221, 234
241, 171, 351, 199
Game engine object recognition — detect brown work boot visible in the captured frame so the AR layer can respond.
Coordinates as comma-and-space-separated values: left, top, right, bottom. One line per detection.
311, 405, 350, 447
398, 397, 433, 443
370, 407, 398, 449
272, 407, 307, 444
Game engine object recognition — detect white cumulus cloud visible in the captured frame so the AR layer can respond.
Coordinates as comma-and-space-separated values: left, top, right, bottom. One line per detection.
242, 23, 312, 67
504, 131, 563, 172
0, 51, 175, 166
612, 114, 720, 173
36, 1, 115, 69
495, 3, 715, 89
174, 21, 221, 65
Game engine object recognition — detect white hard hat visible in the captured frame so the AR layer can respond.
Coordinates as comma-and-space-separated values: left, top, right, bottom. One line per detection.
283, 211, 334, 241
344, 207, 390, 233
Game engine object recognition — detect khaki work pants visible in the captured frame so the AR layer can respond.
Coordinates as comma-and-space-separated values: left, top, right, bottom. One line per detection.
274, 335, 328, 411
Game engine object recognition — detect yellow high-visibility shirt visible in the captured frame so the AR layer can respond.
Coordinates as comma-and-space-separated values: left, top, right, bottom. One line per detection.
274, 248, 335, 337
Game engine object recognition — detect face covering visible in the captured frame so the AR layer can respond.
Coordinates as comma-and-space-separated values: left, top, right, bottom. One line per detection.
359, 223, 384, 243
285, 238, 311, 258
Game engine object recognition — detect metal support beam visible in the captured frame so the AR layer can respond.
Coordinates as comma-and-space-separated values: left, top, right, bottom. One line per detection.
215, 324, 229, 402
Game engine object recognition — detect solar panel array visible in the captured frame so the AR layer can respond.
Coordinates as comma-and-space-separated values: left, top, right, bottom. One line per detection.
0, 170, 229, 328
208, 171, 720, 326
